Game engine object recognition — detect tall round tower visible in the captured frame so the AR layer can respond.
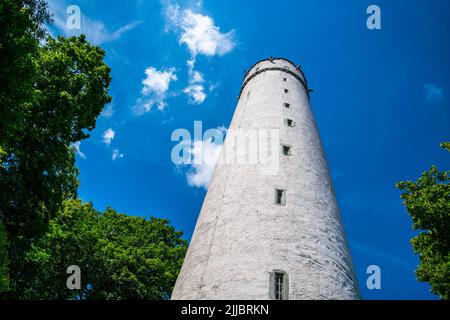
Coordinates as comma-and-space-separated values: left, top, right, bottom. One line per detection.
171, 57, 360, 300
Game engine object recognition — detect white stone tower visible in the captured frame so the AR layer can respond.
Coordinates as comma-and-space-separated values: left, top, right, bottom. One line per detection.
171, 57, 360, 300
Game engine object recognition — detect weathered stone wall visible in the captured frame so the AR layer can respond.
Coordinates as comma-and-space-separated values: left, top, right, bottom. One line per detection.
171, 58, 360, 300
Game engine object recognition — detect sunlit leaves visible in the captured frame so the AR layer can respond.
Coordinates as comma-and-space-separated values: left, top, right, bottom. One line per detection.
397, 143, 450, 299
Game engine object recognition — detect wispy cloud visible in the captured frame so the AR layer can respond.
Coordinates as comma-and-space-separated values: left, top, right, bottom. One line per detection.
47, 1, 142, 45
102, 128, 116, 145
112, 149, 124, 160
184, 60, 206, 104
165, 3, 236, 105
72, 141, 86, 159
424, 83, 443, 103
101, 103, 114, 118
133, 67, 178, 114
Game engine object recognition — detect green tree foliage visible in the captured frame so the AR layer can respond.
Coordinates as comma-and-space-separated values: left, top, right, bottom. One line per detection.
1, 1, 111, 294
0, 221, 8, 291
1, 1, 187, 300
18, 200, 187, 299
396, 142, 450, 299
0, 1, 52, 292
3, 34, 112, 245
0, 0, 51, 131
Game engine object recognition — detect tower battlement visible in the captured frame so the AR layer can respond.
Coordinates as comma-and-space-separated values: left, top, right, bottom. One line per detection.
239, 57, 310, 100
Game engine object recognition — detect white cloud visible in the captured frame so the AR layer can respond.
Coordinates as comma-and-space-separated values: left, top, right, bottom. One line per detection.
102, 128, 115, 145
184, 84, 206, 104
424, 83, 443, 102
112, 149, 124, 161
208, 82, 220, 92
166, 5, 235, 105
190, 70, 204, 83
72, 141, 86, 159
142, 67, 178, 95
184, 62, 206, 104
186, 138, 222, 189
47, 0, 142, 45
167, 5, 236, 58
133, 67, 177, 114
101, 103, 114, 118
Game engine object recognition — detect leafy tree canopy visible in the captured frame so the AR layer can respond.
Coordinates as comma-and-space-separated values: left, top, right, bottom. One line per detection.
16, 199, 187, 299
0, 223, 8, 292
1, 0, 111, 295
1, 1, 187, 300
396, 142, 450, 299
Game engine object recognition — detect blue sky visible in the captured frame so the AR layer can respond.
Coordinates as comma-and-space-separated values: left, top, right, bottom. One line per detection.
46, 0, 449, 299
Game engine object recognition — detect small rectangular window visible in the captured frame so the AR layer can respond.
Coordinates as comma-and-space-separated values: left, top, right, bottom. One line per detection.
286, 119, 295, 127
282, 145, 291, 156
275, 189, 286, 205
275, 273, 284, 300
284, 88, 289, 93
270, 270, 289, 300
283, 77, 287, 82
284, 103, 290, 108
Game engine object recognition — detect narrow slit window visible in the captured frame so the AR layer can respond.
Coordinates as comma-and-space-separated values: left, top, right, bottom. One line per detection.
286, 119, 295, 127
284, 88, 289, 93
275, 273, 284, 300
282, 145, 291, 156
275, 189, 286, 205
284, 103, 290, 108
283, 77, 287, 82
